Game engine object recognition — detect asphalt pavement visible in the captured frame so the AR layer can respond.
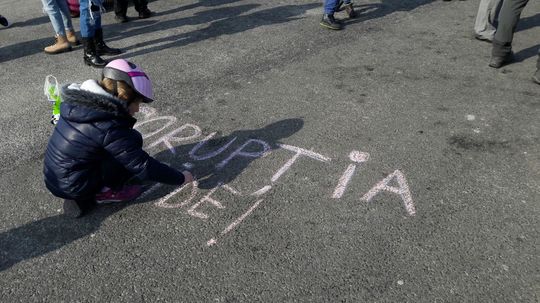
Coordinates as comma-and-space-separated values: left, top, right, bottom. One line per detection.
0, 0, 539, 301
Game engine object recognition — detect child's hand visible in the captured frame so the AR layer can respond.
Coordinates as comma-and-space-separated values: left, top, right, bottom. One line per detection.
182, 171, 194, 184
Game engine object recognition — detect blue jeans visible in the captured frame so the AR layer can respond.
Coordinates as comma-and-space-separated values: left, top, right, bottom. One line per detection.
80, 0, 103, 38
41, 0, 74, 36
323, 0, 352, 15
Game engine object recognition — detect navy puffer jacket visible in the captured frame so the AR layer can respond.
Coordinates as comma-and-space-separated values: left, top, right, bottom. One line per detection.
43, 80, 184, 200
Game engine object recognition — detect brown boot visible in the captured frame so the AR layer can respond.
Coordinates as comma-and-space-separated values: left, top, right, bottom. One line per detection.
343, 3, 357, 18
66, 30, 81, 46
44, 35, 72, 54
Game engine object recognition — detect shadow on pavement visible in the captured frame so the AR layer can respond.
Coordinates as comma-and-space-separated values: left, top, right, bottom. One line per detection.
114, 3, 319, 58
344, 0, 437, 27
0, 118, 303, 272
514, 43, 539, 63
9, 15, 51, 28
517, 13, 540, 33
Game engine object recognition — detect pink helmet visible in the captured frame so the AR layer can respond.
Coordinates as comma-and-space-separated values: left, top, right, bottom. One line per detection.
102, 59, 154, 103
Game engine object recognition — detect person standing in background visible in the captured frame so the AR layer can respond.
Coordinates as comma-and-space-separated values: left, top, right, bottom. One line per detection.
79, 0, 122, 67
114, 0, 153, 23
489, 0, 538, 84
489, 0, 528, 68
41, 0, 81, 54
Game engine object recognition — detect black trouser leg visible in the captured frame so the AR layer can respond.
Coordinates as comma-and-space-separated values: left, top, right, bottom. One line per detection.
133, 0, 148, 12
114, 0, 128, 16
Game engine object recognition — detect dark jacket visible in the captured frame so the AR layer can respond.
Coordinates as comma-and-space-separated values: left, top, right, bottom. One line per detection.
43, 81, 184, 200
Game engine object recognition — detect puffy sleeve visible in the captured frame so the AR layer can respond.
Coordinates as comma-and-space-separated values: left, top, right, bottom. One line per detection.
103, 127, 185, 185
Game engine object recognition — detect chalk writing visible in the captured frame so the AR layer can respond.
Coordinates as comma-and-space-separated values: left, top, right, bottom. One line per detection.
134, 105, 417, 247
332, 151, 370, 199
361, 170, 416, 216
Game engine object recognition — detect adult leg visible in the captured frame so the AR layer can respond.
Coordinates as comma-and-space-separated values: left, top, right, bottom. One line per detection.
133, 0, 152, 18
41, 0, 66, 36
115, 0, 128, 16
56, 0, 74, 32
94, 18, 122, 56
114, 0, 129, 22
474, 0, 502, 41
41, 0, 72, 54
489, 0, 529, 68
56, 0, 80, 45
80, 0, 107, 67
494, 0, 529, 43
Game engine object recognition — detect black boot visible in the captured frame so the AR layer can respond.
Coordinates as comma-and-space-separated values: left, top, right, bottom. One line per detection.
320, 14, 343, 30
138, 7, 153, 19
95, 28, 122, 56
82, 37, 107, 68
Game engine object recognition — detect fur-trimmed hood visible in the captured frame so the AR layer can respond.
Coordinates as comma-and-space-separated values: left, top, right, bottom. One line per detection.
60, 80, 136, 126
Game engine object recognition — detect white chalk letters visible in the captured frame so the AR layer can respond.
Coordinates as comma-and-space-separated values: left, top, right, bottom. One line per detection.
135, 106, 417, 246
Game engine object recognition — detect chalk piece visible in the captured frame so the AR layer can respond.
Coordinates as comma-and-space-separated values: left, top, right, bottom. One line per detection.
207, 238, 217, 246
183, 163, 194, 169
466, 115, 475, 121
397, 280, 404, 285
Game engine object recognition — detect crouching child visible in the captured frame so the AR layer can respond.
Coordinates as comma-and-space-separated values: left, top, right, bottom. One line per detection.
43, 59, 193, 217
